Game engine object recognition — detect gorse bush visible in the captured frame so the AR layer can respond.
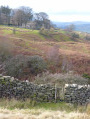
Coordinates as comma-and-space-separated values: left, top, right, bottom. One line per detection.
4, 55, 47, 78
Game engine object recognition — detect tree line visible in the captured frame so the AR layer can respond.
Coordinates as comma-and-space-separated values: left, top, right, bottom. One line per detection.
0, 6, 53, 29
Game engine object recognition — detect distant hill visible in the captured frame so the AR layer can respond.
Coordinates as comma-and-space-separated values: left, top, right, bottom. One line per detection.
53, 21, 90, 33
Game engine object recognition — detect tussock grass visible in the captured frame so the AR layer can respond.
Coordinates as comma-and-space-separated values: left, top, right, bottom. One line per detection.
0, 98, 35, 109
0, 99, 90, 112
0, 98, 73, 111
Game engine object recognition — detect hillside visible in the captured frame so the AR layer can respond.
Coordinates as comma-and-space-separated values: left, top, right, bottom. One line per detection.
0, 26, 90, 77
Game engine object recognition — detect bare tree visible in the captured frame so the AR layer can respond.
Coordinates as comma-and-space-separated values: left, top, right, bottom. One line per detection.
47, 45, 60, 65
0, 8, 2, 24
13, 9, 24, 26
66, 24, 75, 32
20, 6, 33, 27
13, 6, 33, 27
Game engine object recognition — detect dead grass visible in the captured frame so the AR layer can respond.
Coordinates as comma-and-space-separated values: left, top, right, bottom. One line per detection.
0, 108, 89, 119
0, 96, 89, 119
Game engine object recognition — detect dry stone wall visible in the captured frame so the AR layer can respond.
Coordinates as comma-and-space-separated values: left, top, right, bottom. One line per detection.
0, 75, 56, 102
65, 84, 90, 105
0, 75, 90, 105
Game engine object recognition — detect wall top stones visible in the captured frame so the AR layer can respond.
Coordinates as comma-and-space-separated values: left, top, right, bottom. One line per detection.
65, 84, 90, 88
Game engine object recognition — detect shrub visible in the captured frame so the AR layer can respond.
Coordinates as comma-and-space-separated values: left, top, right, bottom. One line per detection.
49, 27, 55, 34
85, 35, 90, 41
4, 55, 47, 78
71, 33, 79, 38
83, 73, 90, 84
27, 55, 47, 75
40, 27, 49, 36
4, 55, 27, 78
40, 27, 55, 36
34, 72, 88, 86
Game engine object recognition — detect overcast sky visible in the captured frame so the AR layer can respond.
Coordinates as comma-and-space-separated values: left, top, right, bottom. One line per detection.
0, 0, 90, 22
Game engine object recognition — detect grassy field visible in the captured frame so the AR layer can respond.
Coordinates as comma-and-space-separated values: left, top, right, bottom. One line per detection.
0, 99, 89, 119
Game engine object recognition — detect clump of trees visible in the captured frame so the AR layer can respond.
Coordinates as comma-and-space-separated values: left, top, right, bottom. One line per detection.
0, 6, 52, 29
12, 6, 33, 27
34, 12, 52, 29
0, 6, 11, 25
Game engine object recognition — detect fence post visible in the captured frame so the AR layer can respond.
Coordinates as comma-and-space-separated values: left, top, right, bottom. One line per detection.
63, 85, 65, 101
13, 27, 16, 34
55, 84, 57, 103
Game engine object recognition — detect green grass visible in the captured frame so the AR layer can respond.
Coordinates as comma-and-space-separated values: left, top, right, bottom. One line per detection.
0, 98, 73, 111
34, 102, 76, 112
0, 25, 89, 42
2, 29, 12, 35
1, 26, 46, 41
59, 30, 67, 34
0, 98, 89, 114
0, 25, 72, 42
